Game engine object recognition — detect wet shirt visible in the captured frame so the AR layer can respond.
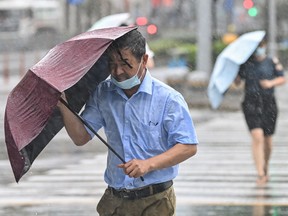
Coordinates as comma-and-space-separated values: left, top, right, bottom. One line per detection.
81, 71, 198, 189
239, 57, 284, 97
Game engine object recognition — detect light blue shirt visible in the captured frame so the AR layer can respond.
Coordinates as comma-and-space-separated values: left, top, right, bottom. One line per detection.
81, 71, 198, 189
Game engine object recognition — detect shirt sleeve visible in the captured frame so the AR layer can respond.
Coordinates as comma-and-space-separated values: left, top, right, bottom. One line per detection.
272, 58, 285, 77
163, 93, 198, 147
81, 89, 105, 139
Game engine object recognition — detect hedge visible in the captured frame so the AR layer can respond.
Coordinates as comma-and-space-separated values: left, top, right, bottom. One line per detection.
148, 38, 227, 70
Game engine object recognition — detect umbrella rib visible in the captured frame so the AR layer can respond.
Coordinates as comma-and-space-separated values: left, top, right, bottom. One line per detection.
59, 98, 144, 181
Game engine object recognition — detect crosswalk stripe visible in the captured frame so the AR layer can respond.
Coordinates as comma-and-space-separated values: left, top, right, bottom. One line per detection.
1, 109, 288, 214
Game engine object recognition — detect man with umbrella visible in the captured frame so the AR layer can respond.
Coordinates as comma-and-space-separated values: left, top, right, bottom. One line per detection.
58, 28, 198, 215
234, 37, 286, 186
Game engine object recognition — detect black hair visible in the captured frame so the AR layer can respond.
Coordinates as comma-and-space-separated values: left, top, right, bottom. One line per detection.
112, 29, 146, 61
259, 34, 268, 46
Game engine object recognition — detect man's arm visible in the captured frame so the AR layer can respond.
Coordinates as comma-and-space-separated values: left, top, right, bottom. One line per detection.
58, 97, 91, 146
118, 143, 197, 178
146, 143, 197, 170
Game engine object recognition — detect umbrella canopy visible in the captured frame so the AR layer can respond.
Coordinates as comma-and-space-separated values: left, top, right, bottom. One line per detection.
207, 30, 266, 109
5, 26, 137, 182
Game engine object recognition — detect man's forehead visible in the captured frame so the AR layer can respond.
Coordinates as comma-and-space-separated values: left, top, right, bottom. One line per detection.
109, 48, 132, 61
110, 47, 130, 55
108, 47, 134, 68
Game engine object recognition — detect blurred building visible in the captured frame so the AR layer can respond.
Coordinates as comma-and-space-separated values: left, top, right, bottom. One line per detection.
71, 0, 288, 41
0, 0, 65, 48
2, 0, 288, 51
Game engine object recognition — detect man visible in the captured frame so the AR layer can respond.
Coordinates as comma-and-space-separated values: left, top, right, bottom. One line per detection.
58, 28, 198, 215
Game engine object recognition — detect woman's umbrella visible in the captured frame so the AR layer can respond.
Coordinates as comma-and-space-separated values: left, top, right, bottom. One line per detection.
5, 26, 137, 182
207, 30, 266, 109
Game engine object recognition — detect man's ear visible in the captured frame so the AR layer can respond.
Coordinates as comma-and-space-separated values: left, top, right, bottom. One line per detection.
143, 54, 149, 67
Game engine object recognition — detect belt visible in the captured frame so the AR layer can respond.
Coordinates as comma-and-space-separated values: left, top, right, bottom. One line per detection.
108, 180, 173, 200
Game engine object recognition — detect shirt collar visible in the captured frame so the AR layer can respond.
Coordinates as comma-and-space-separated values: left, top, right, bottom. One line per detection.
137, 69, 152, 95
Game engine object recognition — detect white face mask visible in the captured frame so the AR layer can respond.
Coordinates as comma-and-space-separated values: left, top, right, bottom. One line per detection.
111, 59, 143, 89
255, 47, 266, 57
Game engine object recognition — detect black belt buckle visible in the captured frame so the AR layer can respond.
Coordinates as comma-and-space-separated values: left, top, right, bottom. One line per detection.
119, 189, 136, 199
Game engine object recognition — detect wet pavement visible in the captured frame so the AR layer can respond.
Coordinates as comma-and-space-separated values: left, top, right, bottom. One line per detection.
1, 71, 288, 215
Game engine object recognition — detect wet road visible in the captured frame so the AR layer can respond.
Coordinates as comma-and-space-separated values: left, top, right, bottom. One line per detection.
1, 74, 288, 215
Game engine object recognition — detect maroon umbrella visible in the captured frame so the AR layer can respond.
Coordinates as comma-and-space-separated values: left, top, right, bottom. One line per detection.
5, 26, 137, 182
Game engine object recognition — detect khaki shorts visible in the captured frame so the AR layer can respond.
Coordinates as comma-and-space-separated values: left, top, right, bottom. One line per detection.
97, 186, 176, 216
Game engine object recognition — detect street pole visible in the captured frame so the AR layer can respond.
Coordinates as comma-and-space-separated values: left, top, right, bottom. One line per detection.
65, 0, 70, 32
196, 0, 212, 78
124, 0, 130, 12
69, 4, 77, 35
268, 0, 277, 57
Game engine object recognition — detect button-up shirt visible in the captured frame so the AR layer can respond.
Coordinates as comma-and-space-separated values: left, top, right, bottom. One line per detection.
82, 71, 198, 189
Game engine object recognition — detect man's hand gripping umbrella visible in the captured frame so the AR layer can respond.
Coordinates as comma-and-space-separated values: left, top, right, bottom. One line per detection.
59, 97, 144, 181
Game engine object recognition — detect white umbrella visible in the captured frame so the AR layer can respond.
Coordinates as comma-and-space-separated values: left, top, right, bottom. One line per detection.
208, 30, 266, 109
88, 13, 131, 31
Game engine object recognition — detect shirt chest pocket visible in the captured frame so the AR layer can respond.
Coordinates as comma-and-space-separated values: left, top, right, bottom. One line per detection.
136, 121, 164, 151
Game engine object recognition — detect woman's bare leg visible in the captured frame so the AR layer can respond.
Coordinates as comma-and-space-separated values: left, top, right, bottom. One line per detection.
264, 135, 273, 181
250, 128, 266, 185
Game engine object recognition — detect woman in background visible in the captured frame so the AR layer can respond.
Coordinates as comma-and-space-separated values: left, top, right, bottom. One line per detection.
234, 39, 286, 186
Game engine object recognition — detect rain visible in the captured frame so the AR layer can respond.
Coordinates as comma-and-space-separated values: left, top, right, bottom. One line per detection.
1, 0, 288, 215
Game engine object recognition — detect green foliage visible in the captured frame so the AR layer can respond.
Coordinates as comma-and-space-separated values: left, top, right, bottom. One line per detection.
149, 38, 227, 69
212, 40, 227, 62
148, 39, 182, 56
177, 43, 197, 68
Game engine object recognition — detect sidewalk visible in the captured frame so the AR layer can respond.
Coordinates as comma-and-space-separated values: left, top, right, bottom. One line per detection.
0, 76, 20, 93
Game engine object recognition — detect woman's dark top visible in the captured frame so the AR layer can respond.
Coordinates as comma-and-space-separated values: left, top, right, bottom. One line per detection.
239, 56, 284, 134
239, 57, 284, 98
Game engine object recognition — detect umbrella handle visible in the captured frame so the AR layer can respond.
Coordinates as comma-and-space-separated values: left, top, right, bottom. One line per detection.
59, 98, 144, 182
